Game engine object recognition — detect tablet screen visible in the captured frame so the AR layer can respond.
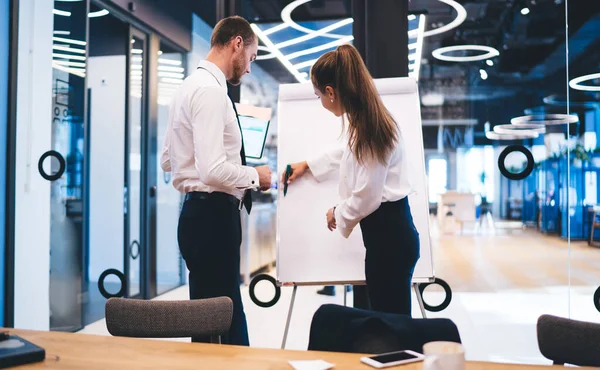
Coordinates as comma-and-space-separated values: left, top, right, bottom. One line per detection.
239, 115, 270, 159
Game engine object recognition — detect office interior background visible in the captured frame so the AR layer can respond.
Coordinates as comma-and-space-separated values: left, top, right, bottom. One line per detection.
1, 0, 600, 365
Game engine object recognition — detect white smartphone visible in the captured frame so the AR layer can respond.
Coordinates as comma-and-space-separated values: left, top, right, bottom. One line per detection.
360, 350, 425, 368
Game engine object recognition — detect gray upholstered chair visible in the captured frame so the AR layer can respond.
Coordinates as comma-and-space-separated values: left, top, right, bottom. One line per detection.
537, 314, 600, 367
105, 297, 233, 344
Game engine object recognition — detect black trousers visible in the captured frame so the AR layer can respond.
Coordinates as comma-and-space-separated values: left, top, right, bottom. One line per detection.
177, 192, 249, 345
359, 197, 420, 316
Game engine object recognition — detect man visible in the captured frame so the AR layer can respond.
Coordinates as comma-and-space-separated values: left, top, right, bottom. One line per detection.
161, 16, 272, 346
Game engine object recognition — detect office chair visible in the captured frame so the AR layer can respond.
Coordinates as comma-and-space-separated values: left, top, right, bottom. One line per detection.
537, 314, 600, 367
308, 304, 461, 354
105, 297, 233, 344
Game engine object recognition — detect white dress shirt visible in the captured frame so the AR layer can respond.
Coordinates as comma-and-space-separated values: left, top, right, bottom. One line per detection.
161, 60, 259, 199
307, 128, 413, 238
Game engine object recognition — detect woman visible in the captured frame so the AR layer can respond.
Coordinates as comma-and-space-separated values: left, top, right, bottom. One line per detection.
283, 44, 420, 316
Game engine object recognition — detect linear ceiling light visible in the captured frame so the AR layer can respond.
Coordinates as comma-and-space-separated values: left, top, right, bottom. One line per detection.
262, 23, 289, 36
285, 35, 354, 61
256, 45, 276, 61
53, 53, 86, 61
275, 18, 353, 49
89, 9, 109, 18
251, 23, 308, 83
53, 60, 86, 68
158, 66, 184, 73
409, 14, 426, 80
408, 0, 466, 38
569, 73, 600, 92
293, 59, 319, 70
53, 36, 86, 46
53, 30, 71, 35
432, 45, 500, 62
52, 62, 86, 78
158, 58, 183, 66
53, 44, 86, 54
161, 78, 184, 84
281, 0, 350, 39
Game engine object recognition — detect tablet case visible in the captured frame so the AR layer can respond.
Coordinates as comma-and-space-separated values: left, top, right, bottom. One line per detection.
0, 335, 45, 368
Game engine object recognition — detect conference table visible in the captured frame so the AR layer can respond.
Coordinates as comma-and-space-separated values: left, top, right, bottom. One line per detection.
3, 329, 586, 369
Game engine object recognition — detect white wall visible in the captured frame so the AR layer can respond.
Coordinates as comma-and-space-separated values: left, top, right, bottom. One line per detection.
87, 56, 126, 284
14, 0, 54, 330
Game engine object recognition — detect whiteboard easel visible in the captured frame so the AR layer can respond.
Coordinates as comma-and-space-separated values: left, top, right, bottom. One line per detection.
276, 77, 434, 349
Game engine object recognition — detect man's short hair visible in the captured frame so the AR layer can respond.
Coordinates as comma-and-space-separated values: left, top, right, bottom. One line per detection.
211, 16, 257, 48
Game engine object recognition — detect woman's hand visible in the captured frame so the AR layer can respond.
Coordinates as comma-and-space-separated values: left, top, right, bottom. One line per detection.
281, 161, 309, 185
327, 207, 337, 231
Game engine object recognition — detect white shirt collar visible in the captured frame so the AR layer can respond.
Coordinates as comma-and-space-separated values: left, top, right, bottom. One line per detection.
197, 60, 228, 90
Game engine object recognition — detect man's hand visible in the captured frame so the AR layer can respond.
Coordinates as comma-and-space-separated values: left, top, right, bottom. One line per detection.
256, 165, 272, 191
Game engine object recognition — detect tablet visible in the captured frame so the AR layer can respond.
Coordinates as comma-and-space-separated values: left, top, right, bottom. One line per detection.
239, 115, 270, 159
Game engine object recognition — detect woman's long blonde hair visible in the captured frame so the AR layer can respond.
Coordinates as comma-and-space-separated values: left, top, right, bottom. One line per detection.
310, 44, 398, 165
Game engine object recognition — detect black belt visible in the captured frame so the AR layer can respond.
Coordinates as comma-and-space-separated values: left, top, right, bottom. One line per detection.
184, 191, 242, 209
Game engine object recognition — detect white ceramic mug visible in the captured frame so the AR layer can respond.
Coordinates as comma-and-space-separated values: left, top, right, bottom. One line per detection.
422, 341, 465, 370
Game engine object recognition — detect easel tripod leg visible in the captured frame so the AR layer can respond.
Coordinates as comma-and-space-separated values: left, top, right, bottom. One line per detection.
281, 284, 298, 349
413, 283, 427, 318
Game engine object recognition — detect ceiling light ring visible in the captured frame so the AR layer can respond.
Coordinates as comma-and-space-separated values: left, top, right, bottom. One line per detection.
486, 131, 539, 140
432, 45, 500, 62
511, 114, 579, 126
542, 95, 600, 108
408, 0, 467, 38
281, 0, 349, 39
495, 123, 546, 134
569, 73, 600, 92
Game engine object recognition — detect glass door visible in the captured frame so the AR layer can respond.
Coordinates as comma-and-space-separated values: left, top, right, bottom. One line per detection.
125, 28, 147, 298
155, 41, 185, 295
49, 0, 88, 331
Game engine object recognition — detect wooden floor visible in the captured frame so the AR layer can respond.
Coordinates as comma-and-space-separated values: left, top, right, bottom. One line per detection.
431, 223, 600, 293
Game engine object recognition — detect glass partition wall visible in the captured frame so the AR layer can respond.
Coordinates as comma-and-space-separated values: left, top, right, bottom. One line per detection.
566, 0, 600, 334
409, 0, 574, 363
45, 0, 186, 329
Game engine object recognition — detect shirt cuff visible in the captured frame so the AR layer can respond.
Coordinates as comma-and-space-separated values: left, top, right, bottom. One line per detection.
334, 206, 353, 239
307, 156, 330, 182
248, 167, 260, 189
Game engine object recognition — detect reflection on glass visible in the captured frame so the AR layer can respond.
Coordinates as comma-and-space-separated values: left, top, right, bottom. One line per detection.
128, 36, 144, 297
49, 0, 87, 332
414, 0, 576, 363
566, 0, 600, 331
86, 5, 128, 324
156, 43, 184, 295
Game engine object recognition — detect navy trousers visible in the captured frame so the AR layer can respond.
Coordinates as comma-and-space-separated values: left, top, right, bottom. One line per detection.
359, 197, 420, 316
177, 193, 249, 345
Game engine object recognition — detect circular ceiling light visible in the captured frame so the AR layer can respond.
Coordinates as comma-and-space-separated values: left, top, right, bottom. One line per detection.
495, 123, 545, 134
543, 94, 600, 108
511, 114, 579, 126
486, 131, 538, 140
88, 9, 109, 18
569, 73, 600, 92
432, 45, 500, 62
408, 0, 467, 38
280, 0, 349, 39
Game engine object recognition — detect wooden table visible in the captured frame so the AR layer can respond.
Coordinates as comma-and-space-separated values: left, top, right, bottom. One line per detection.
4, 329, 571, 369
